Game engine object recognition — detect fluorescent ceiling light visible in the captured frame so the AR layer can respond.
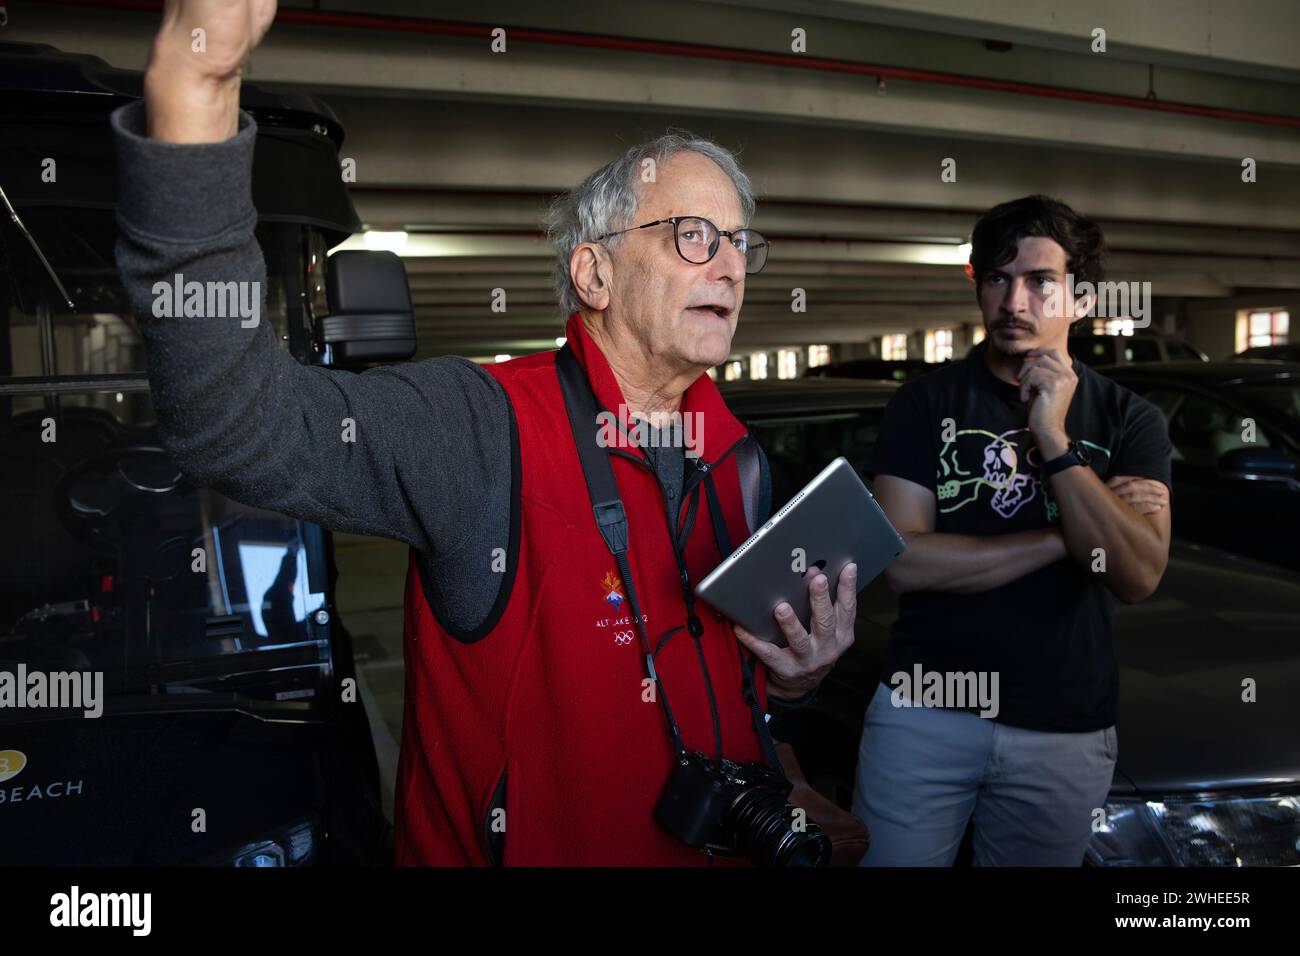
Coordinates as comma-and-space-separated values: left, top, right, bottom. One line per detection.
361, 230, 409, 252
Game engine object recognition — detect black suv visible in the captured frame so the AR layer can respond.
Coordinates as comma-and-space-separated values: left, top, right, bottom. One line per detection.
0, 43, 406, 865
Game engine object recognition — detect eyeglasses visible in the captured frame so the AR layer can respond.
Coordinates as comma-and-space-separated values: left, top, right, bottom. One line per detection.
592, 216, 769, 275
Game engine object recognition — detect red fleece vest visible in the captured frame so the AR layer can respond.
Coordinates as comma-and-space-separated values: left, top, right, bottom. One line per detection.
392, 313, 769, 866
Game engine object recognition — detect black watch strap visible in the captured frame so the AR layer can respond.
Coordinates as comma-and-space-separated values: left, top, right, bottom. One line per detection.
1042, 440, 1090, 476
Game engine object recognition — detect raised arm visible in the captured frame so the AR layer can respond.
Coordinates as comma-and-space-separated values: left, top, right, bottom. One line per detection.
116, 0, 511, 558
1017, 348, 1172, 603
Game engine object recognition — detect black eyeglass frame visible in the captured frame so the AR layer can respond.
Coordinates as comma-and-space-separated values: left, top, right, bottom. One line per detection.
591, 216, 769, 274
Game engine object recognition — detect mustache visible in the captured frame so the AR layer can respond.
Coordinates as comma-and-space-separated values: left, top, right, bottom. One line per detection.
991, 318, 1034, 331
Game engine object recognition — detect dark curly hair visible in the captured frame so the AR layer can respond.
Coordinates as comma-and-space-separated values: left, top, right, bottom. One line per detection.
967, 195, 1106, 293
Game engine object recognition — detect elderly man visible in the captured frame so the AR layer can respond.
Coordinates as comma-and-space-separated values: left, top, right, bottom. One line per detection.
114, 0, 858, 865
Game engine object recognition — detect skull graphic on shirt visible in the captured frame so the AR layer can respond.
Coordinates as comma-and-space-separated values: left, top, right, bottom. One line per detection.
982, 428, 1042, 518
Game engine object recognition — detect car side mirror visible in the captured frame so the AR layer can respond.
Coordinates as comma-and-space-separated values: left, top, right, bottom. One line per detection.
1217, 447, 1299, 488
318, 250, 417, 368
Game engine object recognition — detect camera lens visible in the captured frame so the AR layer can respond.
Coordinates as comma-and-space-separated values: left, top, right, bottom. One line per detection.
726, 787, 831, 867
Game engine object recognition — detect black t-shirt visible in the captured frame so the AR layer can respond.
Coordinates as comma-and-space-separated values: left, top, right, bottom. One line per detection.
867, 342, 1173, 732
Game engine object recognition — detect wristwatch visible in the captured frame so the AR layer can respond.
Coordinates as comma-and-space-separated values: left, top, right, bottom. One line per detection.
1042, 440, 1092, 476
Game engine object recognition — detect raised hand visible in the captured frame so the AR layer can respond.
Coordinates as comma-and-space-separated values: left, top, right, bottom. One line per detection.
1018, 347, 1078, 458
144, 0, 278, 143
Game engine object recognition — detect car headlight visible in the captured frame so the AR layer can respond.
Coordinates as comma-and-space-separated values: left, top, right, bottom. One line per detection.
228, 819, 318, 867
1087, 792, 1300, 866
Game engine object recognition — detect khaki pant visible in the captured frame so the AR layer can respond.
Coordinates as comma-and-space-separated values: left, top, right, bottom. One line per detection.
853, 682, 1117, 866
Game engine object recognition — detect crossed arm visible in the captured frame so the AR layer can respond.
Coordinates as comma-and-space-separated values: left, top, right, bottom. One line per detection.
732, 468, 1170, 703
875, 469, 1171, 604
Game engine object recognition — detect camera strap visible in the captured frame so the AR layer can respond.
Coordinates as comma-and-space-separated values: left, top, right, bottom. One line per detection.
556, 344, 782, 770
702, 475, 784, 771
557, 344, 689, 757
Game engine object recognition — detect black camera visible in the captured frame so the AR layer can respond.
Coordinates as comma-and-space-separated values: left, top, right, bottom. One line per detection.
654, 751, 831, 867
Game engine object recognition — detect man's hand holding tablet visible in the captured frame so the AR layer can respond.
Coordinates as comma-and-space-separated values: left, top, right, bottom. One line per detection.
694, 457, 905, 702
733, 562, 858, 701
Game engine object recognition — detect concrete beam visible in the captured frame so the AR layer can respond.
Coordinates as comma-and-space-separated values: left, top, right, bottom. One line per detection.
12, 5, 1300, 167
722, 0, 1300, 80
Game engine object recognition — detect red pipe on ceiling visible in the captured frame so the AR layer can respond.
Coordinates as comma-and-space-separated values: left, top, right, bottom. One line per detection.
348, 186, 1300, 237
36, 0, 1300, 130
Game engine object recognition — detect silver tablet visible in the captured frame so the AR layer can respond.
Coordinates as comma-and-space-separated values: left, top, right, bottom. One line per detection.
694, 457, 904, 646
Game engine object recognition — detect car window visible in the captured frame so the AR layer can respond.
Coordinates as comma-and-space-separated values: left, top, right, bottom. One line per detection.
1232, 382, 1300, 424
1166, 393, 1272, 468
42, 281, 289, 378
1123, 338, 1160, 362
1139, 387, 1185, 421
3, 221, 293, 421
1164, 341, 1204, 361
0, 386, 334, 718
53, 311, 145, 375
1070, 336, 1114, 365
1, 219, 327, 719
747, 408, 884, 506
1138, 388, 1187, 460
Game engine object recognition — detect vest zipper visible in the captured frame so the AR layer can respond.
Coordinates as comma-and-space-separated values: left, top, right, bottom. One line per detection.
609, 434, 751, 525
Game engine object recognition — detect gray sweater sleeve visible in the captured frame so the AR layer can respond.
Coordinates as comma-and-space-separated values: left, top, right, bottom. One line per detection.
111, 101, 512, 629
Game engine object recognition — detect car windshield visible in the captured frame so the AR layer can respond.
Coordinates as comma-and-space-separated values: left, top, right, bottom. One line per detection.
1165, 341, 1204, 361
1, 211, 331, 719
744, 408, 885, 505
1233, 381, 1300, 423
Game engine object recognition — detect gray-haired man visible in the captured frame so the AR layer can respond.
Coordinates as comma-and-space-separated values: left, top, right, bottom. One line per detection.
114, 0, 858, 865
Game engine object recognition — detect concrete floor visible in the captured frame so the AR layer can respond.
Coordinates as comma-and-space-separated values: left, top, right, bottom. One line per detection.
331, 532, 409, 823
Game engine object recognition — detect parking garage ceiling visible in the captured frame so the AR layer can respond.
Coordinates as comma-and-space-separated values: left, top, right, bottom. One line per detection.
15, 0, 1300, 360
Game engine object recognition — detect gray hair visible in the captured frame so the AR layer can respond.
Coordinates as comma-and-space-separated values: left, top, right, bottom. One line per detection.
543, 131, 757, 319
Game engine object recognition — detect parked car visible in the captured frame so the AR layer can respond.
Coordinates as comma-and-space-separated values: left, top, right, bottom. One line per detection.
1233, 343, 1300, 362
723, 376, 1300, 866
1097, 362, 1300, 569
802, 358, 940, 384
0, 43, 403, 864
1069, 331, 1208, 366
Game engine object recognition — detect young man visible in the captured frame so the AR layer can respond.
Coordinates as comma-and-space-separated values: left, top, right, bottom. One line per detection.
855, 195, 1173, 866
